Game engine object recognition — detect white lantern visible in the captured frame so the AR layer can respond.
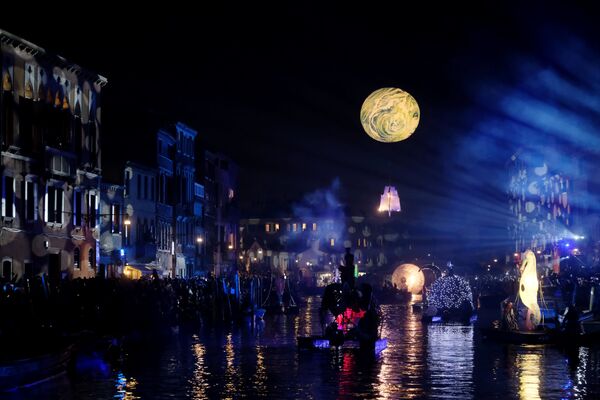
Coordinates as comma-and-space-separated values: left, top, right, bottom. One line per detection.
378, 186, 401, 217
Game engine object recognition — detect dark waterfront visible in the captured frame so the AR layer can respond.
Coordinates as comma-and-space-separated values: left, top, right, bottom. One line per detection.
6, 296, 599, 400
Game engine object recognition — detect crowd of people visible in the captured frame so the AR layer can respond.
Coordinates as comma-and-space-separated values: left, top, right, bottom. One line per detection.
0, 270, 296, 351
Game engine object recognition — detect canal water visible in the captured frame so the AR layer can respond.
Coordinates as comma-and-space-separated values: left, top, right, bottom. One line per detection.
8, 296, 600, 399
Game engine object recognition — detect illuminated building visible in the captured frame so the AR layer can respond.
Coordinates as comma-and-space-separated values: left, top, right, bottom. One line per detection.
98, 182, 125, 277
507, 151, 583, 254
122, 162, 158, 274
0, 29, 106, 282
239, 214, 411, 284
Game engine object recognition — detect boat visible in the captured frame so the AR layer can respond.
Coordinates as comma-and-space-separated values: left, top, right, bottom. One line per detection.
375, 287, 411, 305
0, 343, 74, 391
297, 335, 388, 355
480, 325, 600, 345
480, 250, 600, 346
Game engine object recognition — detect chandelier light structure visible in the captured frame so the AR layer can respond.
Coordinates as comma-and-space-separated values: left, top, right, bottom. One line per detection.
378, 186, 401, 217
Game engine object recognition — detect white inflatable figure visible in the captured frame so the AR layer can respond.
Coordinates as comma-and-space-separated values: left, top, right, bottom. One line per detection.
519, 250, 541, 330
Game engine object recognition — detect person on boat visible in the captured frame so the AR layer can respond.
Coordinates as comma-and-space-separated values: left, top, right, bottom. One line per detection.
502, 301, 519, 331
339, 247, 356, 290
398, 277, 409, 293
562, 304, 582, 335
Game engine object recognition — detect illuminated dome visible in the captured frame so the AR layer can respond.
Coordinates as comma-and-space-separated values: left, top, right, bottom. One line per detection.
360, 87, 420, 143
391, 263, 425, 294
427, 275, 473, 310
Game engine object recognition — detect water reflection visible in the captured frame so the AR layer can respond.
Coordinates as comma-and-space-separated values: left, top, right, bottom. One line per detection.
114, 371, 139, 399
189, 334, 209, 399
516, 351, 541, 400
427, 323, 474, 399
376, 304, 426, 399
18, 296, 600, 399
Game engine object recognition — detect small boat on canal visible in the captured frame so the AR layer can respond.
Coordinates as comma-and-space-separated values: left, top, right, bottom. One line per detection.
0, 342, 74, 392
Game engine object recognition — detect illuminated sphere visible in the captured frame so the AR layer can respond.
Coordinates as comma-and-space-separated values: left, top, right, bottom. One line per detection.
392, 263, 425, 294
360, 87, 420, 143
427, 275, 473, 310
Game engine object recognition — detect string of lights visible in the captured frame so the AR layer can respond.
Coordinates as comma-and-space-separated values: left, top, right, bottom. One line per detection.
428, 275, 474, 310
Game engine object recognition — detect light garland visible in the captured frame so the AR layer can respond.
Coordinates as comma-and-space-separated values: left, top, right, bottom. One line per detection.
427, 275, 473, 310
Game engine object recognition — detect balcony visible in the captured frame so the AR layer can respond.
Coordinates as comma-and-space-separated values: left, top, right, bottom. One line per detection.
157, 203, 173, 218
158, 154, 173, 172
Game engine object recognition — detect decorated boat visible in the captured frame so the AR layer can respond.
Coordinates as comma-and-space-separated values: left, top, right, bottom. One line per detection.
480, 249, 599, 345
297, 248, 386, 354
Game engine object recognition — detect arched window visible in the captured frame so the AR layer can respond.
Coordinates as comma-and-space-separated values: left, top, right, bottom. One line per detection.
2, 258, 12, 280
88, 248, 96, 271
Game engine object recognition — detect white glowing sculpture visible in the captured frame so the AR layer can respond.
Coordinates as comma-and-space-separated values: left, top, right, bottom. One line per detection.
519, 250, 541, 329
378, 186, 401, 217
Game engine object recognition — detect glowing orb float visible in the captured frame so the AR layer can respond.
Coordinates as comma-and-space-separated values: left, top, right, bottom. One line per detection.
392, 263, 425, 294
360, 87, 420, 142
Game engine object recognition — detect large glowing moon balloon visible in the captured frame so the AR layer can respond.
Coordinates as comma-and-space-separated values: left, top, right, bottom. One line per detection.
360, 87, 420, 142
392, 263, 425, 294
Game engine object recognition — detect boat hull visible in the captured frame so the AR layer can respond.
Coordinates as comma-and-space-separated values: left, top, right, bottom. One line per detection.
0, 344, 74, 391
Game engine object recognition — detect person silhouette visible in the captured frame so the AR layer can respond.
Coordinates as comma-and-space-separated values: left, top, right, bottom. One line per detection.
339, 248, 355, 289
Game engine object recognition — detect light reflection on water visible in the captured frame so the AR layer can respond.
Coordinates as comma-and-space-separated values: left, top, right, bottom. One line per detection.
427, 323, 474, 399
8, 296, 600, 399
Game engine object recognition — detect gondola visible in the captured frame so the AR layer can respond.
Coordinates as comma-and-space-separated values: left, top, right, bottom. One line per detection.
0, 343, 74, 391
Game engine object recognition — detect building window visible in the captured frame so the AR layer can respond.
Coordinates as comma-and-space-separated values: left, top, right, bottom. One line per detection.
265, 224, 270, 232
302, 223, 307, 231
124, 170, 131, 196
2, 259, 12, 279
151, 177, 155, 201
112, 204, 121, 233
88, 248, 95, 271
73, 190, 82, 226
287, 224, 291, 232
137, 175, 141, 200
330, 238, 335, 247
46, 186, 63, 224
2, 176, 14, 218
26, 181, 37, 221
144, 176, 148, 200
312, 223, 317, 231
74, 248, 80, 269
86, 193, 97, 227
292, 223, 297, 232
275, 223, 280, 232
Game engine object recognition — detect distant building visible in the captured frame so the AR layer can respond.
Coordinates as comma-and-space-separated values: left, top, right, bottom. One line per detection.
123, 161, 157, 273
98, 182, 125, 277
0, 29, 107, 283
203, 151, 238, 277
239, 215, 407, 284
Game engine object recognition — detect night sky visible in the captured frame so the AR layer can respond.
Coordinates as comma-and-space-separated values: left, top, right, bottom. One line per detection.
3, 3, 600, 262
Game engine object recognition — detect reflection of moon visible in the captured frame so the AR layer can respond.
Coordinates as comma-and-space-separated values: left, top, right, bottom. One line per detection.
360, 88, 420, 143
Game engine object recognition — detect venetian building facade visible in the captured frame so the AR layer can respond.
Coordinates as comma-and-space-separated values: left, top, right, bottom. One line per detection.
123, 161, 157, 271
0, 30, 106, 284
204, 151, 238, 277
